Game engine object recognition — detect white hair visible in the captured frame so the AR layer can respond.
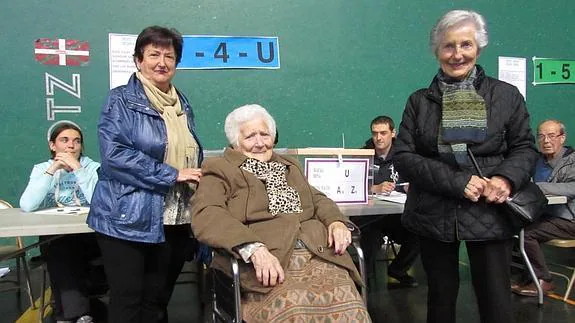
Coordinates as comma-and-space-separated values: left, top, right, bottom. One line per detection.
224, 104, 277, 147
430, 10, 489, 57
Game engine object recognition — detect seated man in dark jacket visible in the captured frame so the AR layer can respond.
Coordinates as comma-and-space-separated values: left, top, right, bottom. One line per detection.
513, 119, 575, 296
352, 115, 420, 287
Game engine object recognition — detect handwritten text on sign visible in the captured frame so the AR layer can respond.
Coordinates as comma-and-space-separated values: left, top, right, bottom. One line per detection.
304, 158, 369, 204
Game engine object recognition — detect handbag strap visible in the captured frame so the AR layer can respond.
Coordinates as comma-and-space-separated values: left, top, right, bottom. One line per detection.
466, 149, 484, 177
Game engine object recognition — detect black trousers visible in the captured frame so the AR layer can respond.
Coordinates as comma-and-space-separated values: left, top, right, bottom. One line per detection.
419, 236, 513, 323
523, 216, 575, 281
351, 214, 420, 278
40, 233, 102, 321
96, 225, 194, 323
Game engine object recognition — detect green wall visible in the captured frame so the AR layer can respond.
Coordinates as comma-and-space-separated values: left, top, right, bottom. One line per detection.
1, 0, 574, 206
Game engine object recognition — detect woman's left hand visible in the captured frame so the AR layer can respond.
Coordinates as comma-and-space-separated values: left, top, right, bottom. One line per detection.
176, 168, 202, 183
482, 176, 511, 204
328, 221, 352, 255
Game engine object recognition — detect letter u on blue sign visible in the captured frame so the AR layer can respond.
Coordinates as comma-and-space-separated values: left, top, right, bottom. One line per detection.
178, 36, 280, 69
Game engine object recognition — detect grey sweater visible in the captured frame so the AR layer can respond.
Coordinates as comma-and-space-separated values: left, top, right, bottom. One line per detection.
536, 147, 575, 221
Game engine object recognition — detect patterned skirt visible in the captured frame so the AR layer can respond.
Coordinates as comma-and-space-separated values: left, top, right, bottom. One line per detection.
242, 248, 371, 322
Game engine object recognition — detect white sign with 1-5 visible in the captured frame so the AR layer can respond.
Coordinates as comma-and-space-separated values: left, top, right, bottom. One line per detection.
304, 158, 369, 204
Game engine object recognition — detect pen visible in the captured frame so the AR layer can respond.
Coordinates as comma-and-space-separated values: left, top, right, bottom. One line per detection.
395, 182, 409, 186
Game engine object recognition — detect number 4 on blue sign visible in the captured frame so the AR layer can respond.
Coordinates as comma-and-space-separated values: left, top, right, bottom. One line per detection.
179, 36, 280, 69
214, 42, 229, 63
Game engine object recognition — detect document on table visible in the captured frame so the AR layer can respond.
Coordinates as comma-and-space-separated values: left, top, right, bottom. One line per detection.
0, 267, 10, 277
372, 191, 407, 204
34, 207, 90, 216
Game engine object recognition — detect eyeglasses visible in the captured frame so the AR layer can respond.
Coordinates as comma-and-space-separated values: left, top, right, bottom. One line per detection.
537, 133, 564, 141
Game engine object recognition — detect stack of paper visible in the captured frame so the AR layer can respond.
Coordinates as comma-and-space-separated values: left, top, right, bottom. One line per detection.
373, 191, 407, 204
34, 207, 90, 216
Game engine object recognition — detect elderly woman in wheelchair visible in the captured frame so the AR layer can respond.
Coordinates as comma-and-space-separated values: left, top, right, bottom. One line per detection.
191, 104, 371, 322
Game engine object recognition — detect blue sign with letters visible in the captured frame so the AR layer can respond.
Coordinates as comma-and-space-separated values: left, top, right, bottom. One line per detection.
178, 36, 280, 69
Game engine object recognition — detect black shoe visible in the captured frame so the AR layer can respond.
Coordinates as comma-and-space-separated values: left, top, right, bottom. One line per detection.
89, 298, 108, 322
387, 273, 419, 288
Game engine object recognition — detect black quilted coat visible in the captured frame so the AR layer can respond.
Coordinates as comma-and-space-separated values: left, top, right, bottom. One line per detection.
394, 66, 538, 242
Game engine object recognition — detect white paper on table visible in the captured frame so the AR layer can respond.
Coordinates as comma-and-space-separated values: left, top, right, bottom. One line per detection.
34, 207, 90, 216
0, 267, 10, 277
372, 191, 407, 204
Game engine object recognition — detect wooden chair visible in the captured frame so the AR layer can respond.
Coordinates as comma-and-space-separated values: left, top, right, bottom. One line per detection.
0, 199, 35, 309
545, 239, 575, 302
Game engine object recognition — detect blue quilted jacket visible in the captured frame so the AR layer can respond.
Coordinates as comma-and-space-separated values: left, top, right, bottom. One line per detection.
87, 73, 203, 243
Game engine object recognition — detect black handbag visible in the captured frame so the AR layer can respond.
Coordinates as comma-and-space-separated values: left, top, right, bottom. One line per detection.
467, 149, 547, 225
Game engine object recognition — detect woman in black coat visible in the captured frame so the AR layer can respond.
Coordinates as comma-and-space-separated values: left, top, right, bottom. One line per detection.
393, 10, 538, 323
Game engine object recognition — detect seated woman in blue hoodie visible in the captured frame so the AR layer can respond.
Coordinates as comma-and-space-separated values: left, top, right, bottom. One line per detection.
20, 120, 102, 323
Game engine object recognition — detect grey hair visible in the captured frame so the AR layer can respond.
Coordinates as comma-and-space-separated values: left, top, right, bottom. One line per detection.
224, 104, 277, 147
538, 119, 567, 136
430, 10, 489, 57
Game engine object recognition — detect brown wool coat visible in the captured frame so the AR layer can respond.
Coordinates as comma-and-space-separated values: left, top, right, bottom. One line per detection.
191, 148, 362, 293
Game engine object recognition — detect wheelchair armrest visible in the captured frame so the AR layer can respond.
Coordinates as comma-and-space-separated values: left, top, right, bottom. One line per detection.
211, 249, 240, 280
348, 227, 368, 305
350, 224, 361, 244
211, 249, 242, 323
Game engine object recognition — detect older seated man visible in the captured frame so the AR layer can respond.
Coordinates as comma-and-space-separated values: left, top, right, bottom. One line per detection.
191, 104, 370, 322
512, 119, 575, 296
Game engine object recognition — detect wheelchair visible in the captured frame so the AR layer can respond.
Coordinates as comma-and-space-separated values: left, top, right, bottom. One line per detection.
207, 230, 367, 323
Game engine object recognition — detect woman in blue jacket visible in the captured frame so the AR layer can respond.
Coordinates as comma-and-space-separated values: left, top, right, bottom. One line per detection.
87, 26, 203, 323
20, 120, 101, 323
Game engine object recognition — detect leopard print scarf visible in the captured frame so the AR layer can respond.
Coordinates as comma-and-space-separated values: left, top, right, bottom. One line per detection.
240, 158, 303, 216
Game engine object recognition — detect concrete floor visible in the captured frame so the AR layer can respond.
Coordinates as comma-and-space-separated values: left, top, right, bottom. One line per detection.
1, 246, 573, 323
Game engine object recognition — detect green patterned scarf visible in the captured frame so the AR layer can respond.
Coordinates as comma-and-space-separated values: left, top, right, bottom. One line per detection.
437, 66, 487, 165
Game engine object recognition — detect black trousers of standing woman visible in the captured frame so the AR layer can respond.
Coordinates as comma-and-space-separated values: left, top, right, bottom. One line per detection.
96, 225, 194, 323
419, 235, 514, 323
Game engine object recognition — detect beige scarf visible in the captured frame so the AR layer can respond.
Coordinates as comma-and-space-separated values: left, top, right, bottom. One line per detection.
137, 72, 199, 225
136, 71, 198, 170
